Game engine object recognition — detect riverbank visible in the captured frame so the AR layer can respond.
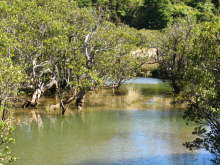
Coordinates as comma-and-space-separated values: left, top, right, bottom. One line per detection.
12, 78, 178, 116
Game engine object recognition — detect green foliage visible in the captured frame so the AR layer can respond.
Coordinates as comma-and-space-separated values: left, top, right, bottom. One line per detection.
0, 19, 24, 165
0, 0, 219, 162
0, 0, 145, 108
158, 18, 198, 93
125, 0, 173, 29
159, 18, 220, 162
0, 57, 24, 101
76, 0, 220, 29
181, 22, 220, 163
0, 120, 16, 164
0, 25, 25, 105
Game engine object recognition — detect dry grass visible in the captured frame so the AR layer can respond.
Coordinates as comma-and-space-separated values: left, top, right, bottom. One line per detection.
125, 87, 142, 105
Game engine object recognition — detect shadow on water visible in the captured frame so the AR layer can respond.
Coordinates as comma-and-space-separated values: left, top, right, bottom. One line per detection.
73, 153, 213, 165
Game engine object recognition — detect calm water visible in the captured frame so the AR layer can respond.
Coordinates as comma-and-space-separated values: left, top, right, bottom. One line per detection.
125, 77, 162, 84
11, 78, 212, 165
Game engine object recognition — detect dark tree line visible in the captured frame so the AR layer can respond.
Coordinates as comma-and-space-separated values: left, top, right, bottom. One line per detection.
75, 0, 220, 29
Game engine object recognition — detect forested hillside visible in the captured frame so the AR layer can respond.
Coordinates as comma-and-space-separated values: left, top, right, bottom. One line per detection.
75, 0, 219, 29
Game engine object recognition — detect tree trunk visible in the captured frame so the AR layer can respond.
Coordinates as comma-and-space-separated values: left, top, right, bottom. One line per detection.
0, 99, 9, 121
1, 108, 9, 121
76, 89, 86, 110
60, 95, 75, 115
59, 89, 86, 114
171, 78, 180, 94
23, 78, 58, 108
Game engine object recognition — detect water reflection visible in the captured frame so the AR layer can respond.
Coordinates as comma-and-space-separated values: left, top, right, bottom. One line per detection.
12, 110, 212, 165
11, 78, 212, 165
75, 153, 212, 165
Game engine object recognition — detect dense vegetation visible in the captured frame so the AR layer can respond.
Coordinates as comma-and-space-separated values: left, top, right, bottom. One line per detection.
159, 20, 220, 164
0, 0, 147, 163
0, 0, 219, 164
75, 0, 219, 29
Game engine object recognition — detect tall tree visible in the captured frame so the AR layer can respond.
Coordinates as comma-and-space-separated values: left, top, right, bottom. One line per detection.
158, 18, 197, 93
0, 32, 24, 164
182, 22, 220, 164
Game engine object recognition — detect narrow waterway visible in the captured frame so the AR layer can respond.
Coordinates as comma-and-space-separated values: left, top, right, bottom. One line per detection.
11, 78, 212, 165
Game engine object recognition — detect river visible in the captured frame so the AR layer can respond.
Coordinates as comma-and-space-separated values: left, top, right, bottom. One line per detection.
11, 78, 213, 165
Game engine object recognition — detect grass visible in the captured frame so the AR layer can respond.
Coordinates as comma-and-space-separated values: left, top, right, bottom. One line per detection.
125, 87, 142, 104
122, 82, 173, 96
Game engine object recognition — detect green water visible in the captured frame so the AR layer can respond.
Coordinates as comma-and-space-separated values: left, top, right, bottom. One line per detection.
11, 78, 212, 165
